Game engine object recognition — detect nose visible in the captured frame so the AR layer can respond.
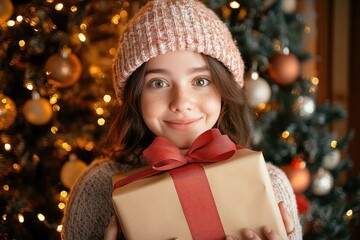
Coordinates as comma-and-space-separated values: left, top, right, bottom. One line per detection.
170, 87, 194, 113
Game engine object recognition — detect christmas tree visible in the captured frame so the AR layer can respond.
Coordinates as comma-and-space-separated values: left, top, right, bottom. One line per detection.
0, 0, 359, 239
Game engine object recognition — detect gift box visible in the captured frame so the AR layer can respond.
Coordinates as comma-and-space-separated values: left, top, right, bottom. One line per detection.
112, 148, 287, 240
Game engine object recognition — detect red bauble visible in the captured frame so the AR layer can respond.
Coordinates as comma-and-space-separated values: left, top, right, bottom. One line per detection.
268, 53, 300, 85
296, 193, 310, 215
282, 157, 311, 193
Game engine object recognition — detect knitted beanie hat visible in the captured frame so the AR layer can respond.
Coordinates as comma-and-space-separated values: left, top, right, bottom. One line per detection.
113, 0, 244, 99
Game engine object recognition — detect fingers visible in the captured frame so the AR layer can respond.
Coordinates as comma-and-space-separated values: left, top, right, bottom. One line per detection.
278, 201, 294, 234
226, 236, 239, 240
242, 227, 283, 240
104, 215, 119, 240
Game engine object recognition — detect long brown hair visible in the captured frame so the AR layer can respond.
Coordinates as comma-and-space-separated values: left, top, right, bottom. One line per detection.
104, 55, 252, 165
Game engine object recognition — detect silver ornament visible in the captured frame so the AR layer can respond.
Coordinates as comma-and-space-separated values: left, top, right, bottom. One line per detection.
322, 149, 341, 170
292, 96, 316, 119
251, 128, 263, 146
282, 0, 297, 13
245, 77, 271, 108
311, 168, 334, 196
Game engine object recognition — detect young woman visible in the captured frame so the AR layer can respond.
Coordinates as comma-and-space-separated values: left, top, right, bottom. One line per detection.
61, 1, 302, 239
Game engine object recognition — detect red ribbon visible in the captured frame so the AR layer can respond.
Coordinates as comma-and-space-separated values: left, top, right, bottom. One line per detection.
114, 128, 240, 240
143, 128, 238, 170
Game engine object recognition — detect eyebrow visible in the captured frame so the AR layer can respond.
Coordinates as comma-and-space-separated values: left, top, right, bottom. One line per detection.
145, 66, 210, 75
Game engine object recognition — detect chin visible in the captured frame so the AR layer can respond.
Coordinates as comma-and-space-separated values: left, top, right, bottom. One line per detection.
171, 133, 201, 150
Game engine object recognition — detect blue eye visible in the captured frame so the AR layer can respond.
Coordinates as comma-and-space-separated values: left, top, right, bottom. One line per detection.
149, 79, 169, 88
194, 78, 210, 87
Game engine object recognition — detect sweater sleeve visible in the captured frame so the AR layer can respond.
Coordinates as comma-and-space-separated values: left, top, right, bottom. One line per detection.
61, 158, 131, 240
266, 163, 302, 240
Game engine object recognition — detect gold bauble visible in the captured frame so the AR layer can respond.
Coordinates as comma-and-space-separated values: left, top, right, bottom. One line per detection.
23, 97, 53, 125
268, 53, 300, 85
60, 155, 87, 189
0, 94, 17, 130
0, 0, 14, 24
45, 51, 82, 88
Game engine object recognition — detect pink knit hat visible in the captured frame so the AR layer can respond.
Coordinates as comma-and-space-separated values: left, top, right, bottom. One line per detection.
113, 0, 244, 99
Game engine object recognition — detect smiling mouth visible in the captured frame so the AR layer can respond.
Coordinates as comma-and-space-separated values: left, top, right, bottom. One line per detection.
164, 118, 201, 130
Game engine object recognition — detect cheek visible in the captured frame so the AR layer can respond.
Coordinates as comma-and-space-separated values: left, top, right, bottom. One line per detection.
203, 92, 221, 115
140, 96, 164, 123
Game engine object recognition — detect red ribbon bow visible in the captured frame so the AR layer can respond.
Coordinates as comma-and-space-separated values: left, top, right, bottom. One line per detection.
113, 128, 239, 189
143, 128, 238, 171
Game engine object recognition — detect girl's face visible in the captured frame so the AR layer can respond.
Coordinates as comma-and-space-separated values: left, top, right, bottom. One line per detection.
140, 51, 221, 149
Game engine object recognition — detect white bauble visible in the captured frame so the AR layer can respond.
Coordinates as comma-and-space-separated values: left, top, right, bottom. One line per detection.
245, 77, 271, 108
292, 96, 316, 119
282, 0, 297, 13
311, 168, 334, 196
323, 149, 341, 170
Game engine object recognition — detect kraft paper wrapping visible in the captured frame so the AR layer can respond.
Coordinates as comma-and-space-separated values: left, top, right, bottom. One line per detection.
112, 148, 288, 240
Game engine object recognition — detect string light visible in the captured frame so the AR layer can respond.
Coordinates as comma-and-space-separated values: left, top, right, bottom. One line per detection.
251, 71, 259, 80
281, 131, 290, 139
84, 142, 94, 151
111, 14, 121, 25
24, 81, 34, 90
7, 20, 16, 27
309, 86, 317, 94
60, 190, 68, 198
109, 48, 117, 56
55, 3, 64, 11
344, 209, 353, 222
37, 213, 45, 222
283, 46, 290, 55
257, 103, 266, 111
89, 65, 101, 76
103, 95, 111, 103
311, 77, 319, 85
4, 143, 11, 151
96, 107, 104, 115
70, 6, 78, 12
18, 213, 24, 223
80, 23, 87, 31
18, 40, 25, 48
78, 33, 86, 42
331, 140, 338, 148
33, 154, 40, 164
30, 17, 39, 27
51, 126, 59, 134
13, 163, 21, 172
52, 104, 60, 111
49, 94, 58, 104
97, 118, 105, 126
273, 39, 281, 52
346, 209, 353, 217
58, 202, 65, 210
3, 185, 9, 191
57, 225, 63, 233
229, 1, 240, 9
16, 15, 23, 22
61, 142, 72, 152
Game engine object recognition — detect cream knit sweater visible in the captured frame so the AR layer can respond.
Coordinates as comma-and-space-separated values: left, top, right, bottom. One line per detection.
61, 157, 302, 240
